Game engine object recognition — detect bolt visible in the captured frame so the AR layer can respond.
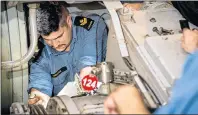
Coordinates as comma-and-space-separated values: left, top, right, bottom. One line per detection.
160, 27, 174, 35
152, 27, 157, 31
152, 27, 162, 35
150, 18, 156, 23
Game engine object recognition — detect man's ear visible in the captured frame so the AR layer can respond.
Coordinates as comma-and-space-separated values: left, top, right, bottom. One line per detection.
66, 16, 72, 28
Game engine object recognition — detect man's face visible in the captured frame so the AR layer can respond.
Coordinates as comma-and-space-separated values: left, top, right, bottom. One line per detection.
42, 16, 72, 52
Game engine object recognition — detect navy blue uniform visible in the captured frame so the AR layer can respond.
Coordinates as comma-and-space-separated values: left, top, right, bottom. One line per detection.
28, 15, 108, 96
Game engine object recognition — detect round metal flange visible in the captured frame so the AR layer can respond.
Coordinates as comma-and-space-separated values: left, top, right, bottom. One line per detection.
46, 96, 69, 114
10, 102, 30, 114
29, 104, 47, 114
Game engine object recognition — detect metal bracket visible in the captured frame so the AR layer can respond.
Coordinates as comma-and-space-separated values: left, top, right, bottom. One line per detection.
103, 1, 129, 57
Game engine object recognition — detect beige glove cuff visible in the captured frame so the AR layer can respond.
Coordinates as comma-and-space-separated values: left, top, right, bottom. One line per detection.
29, 90, 50, 108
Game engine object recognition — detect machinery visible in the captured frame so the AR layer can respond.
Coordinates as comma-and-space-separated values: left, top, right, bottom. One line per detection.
10, 61, 155, 114
1, 1, 198, 114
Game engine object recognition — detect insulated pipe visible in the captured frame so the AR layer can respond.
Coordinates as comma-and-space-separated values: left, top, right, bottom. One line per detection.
1, 4, 38, 69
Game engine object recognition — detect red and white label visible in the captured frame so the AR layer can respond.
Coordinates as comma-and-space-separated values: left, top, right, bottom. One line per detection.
81, 74, 98, 91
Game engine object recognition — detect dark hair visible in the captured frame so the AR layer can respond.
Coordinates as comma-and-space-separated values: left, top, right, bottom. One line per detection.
36, 1, 69, 36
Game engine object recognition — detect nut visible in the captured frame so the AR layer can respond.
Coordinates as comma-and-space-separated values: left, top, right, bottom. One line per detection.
150, 18, 156, 23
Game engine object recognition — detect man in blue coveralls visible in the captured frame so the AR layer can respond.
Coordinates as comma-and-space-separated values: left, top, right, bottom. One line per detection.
28, 1, 108, 107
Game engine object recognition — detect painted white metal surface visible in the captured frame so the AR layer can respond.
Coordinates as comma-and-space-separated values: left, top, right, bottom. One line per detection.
118, 22, 168, 104
119, 4, 188, 104
1, 3, 29, 111
1, 9, 13, 111
106, 21, 130, 71
7, 6, 23, 102
122, 26, 169, 104
137, 46, 170, 102
7, 7, 23, 102
103, 1, 129, 57
145, 9, 184, 37
144, 34, 187, 85
138, 48, 167, 90
17, 4, 28, 103
137, 46, 170, 89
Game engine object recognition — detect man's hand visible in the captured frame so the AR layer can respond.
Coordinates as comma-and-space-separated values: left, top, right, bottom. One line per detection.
181, 29, 198, 53
28, 88, 50, 108
104, 85, 150, 114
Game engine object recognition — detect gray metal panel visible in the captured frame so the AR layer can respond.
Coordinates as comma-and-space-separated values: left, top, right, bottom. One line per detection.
137, 46, 170, 89
1, 9, 13, 112
144, 34, 187, 85
119, 8, 190, 104
17, 4, 29, 104
1, 4, 29, 111
122, 23, 169, 104
137, 46, 170, 101
7, 6, 23, 102
106, 21, 130, 71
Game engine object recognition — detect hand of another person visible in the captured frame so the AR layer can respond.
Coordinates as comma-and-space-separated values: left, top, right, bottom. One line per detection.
181, 29, 198, 53
104, 85, 150, 114
28, 88, 50, 108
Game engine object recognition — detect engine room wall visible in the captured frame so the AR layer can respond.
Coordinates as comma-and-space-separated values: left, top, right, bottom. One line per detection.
1, 2, 28, 113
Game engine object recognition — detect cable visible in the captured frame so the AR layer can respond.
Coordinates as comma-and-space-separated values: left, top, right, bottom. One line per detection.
123, 57, 135, 70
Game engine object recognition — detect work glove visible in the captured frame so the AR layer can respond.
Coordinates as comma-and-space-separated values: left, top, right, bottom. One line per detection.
28, 88, 50, 108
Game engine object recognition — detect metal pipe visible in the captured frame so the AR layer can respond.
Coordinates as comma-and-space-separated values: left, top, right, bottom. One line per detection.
103, 1, 129, 57
98, 62, 114, 84
1, 4, 38, 69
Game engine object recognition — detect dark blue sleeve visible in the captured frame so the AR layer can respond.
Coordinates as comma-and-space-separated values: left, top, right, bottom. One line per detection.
76, 15, 108, 72
28, 55, 53, 96
154, 49, 198, 114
